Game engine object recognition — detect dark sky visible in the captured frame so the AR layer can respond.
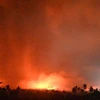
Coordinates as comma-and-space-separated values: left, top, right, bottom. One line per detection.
0, 0, 100, 89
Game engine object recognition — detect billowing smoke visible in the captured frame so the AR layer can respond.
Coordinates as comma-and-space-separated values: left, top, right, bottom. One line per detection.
0, 0, 100, 90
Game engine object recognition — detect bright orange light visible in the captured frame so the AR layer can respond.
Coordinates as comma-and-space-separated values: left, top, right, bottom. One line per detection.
27, 80, 56, 90
33, 81, 56, 90
19, 73, 68, 90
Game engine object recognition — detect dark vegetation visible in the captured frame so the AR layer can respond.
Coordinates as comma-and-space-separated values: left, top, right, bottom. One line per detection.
0, 83, 100, 100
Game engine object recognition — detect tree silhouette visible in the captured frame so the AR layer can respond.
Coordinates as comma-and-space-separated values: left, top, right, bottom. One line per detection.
83, 84, 87, 90
72, 86, 79, 93
16, 86, 20, 90
5, 85, 11, 91
77, 87, 81, 92
89, 86, 94, 93
72, 86, 77, 93
93, 88, 99, 93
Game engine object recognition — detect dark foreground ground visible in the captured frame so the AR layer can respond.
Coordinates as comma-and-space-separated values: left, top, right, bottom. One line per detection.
0, 88, 100, 100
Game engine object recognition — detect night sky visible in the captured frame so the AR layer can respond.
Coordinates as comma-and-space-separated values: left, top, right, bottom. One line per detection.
0, 0, 100, 90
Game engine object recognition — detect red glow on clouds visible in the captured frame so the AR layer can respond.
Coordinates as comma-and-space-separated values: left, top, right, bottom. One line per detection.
0, 0, 100, 90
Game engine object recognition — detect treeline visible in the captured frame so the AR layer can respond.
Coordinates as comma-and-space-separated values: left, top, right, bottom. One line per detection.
0, 84, 100, 100
72, 84, 98, 93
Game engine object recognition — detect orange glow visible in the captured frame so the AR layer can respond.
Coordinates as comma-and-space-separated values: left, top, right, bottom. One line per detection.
29, 81, 56, 90
0, 0, 100, 90
19, 73, 68, 90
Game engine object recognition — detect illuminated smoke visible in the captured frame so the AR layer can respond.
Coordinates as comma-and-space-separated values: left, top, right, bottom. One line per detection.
19, 72, 68, 90
0, 0, 100, 90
